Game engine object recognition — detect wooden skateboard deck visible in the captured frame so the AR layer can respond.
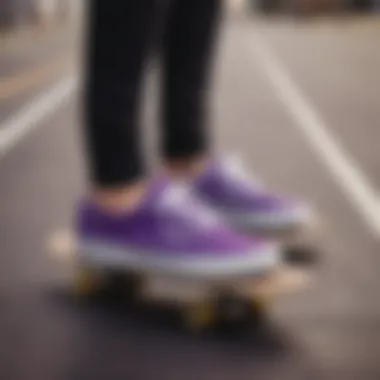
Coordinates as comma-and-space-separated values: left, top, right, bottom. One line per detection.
47, 229, 314, 329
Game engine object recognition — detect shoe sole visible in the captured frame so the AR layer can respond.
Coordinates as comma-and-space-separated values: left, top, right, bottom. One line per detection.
75, 238, 280, 280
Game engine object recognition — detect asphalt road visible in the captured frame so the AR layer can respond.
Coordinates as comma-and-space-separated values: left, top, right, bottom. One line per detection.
1, 14, 380, 380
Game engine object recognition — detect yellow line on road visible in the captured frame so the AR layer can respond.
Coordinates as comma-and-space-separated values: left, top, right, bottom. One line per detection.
0, 52, 72, 101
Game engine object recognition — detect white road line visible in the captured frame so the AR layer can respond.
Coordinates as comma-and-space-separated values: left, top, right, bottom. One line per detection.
249, 34, 380, 239
0, 76, 76, 159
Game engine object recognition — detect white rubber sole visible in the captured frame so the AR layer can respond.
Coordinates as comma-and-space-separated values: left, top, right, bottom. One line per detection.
220, 204, 318, 233
76, 239, 280, 280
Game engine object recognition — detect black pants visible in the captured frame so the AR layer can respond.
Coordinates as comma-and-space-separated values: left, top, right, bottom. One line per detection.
83, 0, 222, 187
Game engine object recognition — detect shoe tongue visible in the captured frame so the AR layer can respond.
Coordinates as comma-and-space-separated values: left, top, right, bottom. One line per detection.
141, 174, 190, 207
220, 155, 251, 180
200, 155, 263, 189
142, 174, 172, 203
147, 174, 223, 229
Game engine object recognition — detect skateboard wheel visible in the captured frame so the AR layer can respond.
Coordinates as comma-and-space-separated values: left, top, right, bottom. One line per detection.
183, 302, 216, 332
124, 273, 143, 299
100, 271, 142, 300
251, 296, 269, 311
217, 293, 251, 323
73, 267, 102, 296
249, 296, 269, 325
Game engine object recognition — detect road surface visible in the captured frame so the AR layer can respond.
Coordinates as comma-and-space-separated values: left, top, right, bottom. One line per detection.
1, 13, 380, 380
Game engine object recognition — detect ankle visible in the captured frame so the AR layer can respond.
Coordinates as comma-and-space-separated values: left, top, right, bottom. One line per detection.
164, 156, 207, 179
92, 181, 146, 213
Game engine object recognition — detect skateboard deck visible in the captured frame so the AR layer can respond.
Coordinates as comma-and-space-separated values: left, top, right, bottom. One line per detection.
47, 229, 314, 330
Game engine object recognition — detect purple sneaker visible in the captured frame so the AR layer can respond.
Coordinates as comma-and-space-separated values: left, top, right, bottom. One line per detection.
194, 156, 315, 232
76, 176, 279, 278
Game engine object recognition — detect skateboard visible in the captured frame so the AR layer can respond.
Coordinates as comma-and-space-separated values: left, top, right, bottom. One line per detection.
47, 229, 314, 331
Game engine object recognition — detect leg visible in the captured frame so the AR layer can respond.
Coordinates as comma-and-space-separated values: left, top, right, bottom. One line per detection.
76, 0, 279, 279
159, 1, 314, 236
83, 0, 160, 189
160, 0, 223, 168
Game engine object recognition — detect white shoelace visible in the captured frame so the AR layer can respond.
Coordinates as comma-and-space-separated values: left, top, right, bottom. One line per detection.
158, 182, 222, 229
221, 155, 263, 190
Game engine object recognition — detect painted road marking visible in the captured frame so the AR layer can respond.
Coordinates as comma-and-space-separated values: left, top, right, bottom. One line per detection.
0, 52, 72, 100
249, 34, 380, 239
0, 76, 76, 159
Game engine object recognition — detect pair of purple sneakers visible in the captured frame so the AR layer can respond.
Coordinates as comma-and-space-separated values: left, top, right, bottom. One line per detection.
77, 157, 313, 278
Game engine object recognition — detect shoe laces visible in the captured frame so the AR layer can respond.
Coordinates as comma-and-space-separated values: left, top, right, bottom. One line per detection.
220, 155, 263, 190
158, 181, 223, 229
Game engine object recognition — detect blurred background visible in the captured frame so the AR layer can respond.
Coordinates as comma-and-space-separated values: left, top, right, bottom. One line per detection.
1, 1, 380, 380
